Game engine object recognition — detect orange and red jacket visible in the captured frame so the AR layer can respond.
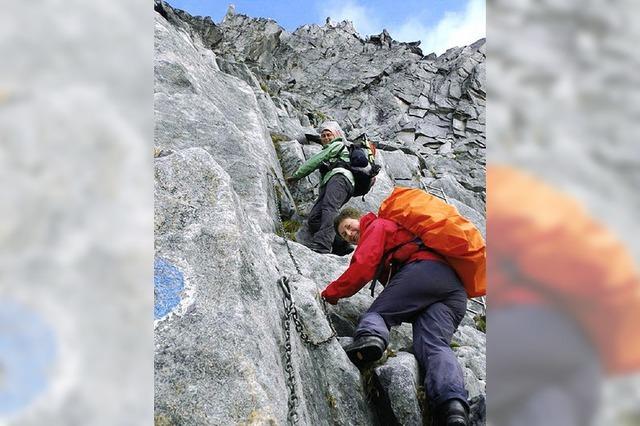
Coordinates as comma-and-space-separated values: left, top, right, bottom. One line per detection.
321, 212, 445, 302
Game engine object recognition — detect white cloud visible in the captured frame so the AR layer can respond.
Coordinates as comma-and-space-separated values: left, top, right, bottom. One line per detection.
393, 0, 486, 55
318, 0, 381, 36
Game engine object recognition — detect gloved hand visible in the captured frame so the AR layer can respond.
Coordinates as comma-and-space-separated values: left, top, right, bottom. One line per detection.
321, 288, 339, 305
285, 176, 298, 185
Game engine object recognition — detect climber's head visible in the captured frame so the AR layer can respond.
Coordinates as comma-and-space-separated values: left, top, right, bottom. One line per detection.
320, 128, 335, 145
319, 120, 345, 145
334, 207, 363, 244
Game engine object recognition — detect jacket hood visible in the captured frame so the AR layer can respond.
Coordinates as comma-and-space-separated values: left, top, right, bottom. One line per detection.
319, 120, 346, 139
359, 212, 377, 234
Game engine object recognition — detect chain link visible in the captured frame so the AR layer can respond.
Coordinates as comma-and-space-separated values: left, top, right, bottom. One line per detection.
281, 287, 300, 425
279, 276, 337, 347
269, 171, 338, 424
270, 169, 303, 276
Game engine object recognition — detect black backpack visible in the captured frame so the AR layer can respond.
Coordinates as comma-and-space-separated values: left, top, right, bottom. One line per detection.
327, 135, 379, 197
319, 135, 381, 197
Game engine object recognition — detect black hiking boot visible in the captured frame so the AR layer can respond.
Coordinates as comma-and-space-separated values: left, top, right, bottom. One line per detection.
307, 243, 331, 254
437, 399, 469, 426
331, 244, 354, 256
331, 236, 354, 256
344, 336, 385, 368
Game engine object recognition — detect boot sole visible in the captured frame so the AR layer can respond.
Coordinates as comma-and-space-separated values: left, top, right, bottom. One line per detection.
446, 414, 468, 426
346, 344, 383, 368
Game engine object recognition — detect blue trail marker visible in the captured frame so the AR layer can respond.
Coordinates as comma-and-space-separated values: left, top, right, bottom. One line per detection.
154, 258, 185, 320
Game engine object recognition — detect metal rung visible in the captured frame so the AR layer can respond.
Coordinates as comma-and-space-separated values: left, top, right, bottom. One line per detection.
420, 182, 449, 204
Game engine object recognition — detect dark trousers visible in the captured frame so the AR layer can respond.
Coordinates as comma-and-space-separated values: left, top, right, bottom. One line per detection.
307, 174, 353, 252
355, 260, 469, 408
488, 306, 602, 426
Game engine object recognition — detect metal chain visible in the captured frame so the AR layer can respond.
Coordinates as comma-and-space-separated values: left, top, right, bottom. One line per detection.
269, 171, 337, 343
269, 170, 338, 424
280, 282, 300, 425
277, 276, 337, 424
270, 169, 303, 276
279, 276, 337, 347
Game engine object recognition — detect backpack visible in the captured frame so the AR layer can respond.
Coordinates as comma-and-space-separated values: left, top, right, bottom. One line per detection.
343, 135, 381, 197
319, 135, 380, 197
377, 187, 486, 298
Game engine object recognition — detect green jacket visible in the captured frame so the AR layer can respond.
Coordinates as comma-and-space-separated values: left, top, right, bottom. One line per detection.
292, 138, 355, 187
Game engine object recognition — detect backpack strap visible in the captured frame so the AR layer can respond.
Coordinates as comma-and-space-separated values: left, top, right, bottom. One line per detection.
320, 142, 348, 174
369, 236, 423, 296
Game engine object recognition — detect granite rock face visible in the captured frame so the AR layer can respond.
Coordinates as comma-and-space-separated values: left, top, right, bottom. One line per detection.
155, 1, 485, 423
154, 148, 375, 425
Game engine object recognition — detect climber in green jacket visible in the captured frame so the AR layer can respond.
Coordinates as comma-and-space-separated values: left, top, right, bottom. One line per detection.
286, 121, 355, 254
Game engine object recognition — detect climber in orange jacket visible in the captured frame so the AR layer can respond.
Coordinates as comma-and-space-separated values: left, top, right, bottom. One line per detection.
322, 207, 470, 426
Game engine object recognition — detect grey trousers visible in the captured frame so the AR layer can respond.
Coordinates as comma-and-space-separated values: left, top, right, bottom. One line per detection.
307, 174, 353, 252
355, 260, 469, 408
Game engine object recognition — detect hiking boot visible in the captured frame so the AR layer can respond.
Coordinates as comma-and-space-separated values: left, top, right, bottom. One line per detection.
344, 336, 385, 368
437, 399, 469, 426
331, 235, 354, 256
331, 244, 354, 256
311, 247, 331, 254
307, 243, 331, 254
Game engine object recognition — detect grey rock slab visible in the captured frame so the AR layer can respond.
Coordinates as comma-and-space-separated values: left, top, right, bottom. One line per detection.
429, 174, 486, 215
471, 62, 486, 94
416, 121, 447, 138
155, 148, 288, 425
466, 119, 485, 134
278, 116, 308, 138
449, 79, 463, 99
278, 141, 322, 216
438, 141, 453, 155
453, 325, 486, 352
388, 324, 415, 354
281, 276, 378, 425
455, 103, 479, 120
215, 57, 261, 90
155, 14, 282, 232
415, 135, 440, 146
254, 91, 282, 130
374, 352, 424, 425
343, 163, 396, 214
462, 367, 485, 400
396, 130, 416, 145
381, 150, 422, 182
422, 156, 485, 199
155, 0, 223, 50
433, 93, 456, 111
412, 95, 431, 109
455, 345, 486, 385
408, 107, 429, 118
452, 117, 466, 132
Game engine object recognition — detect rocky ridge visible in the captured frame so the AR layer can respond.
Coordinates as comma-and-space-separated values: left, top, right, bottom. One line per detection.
154, 1, 486, 424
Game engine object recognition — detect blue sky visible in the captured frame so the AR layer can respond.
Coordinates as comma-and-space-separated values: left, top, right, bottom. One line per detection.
165, 0, 485, 55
